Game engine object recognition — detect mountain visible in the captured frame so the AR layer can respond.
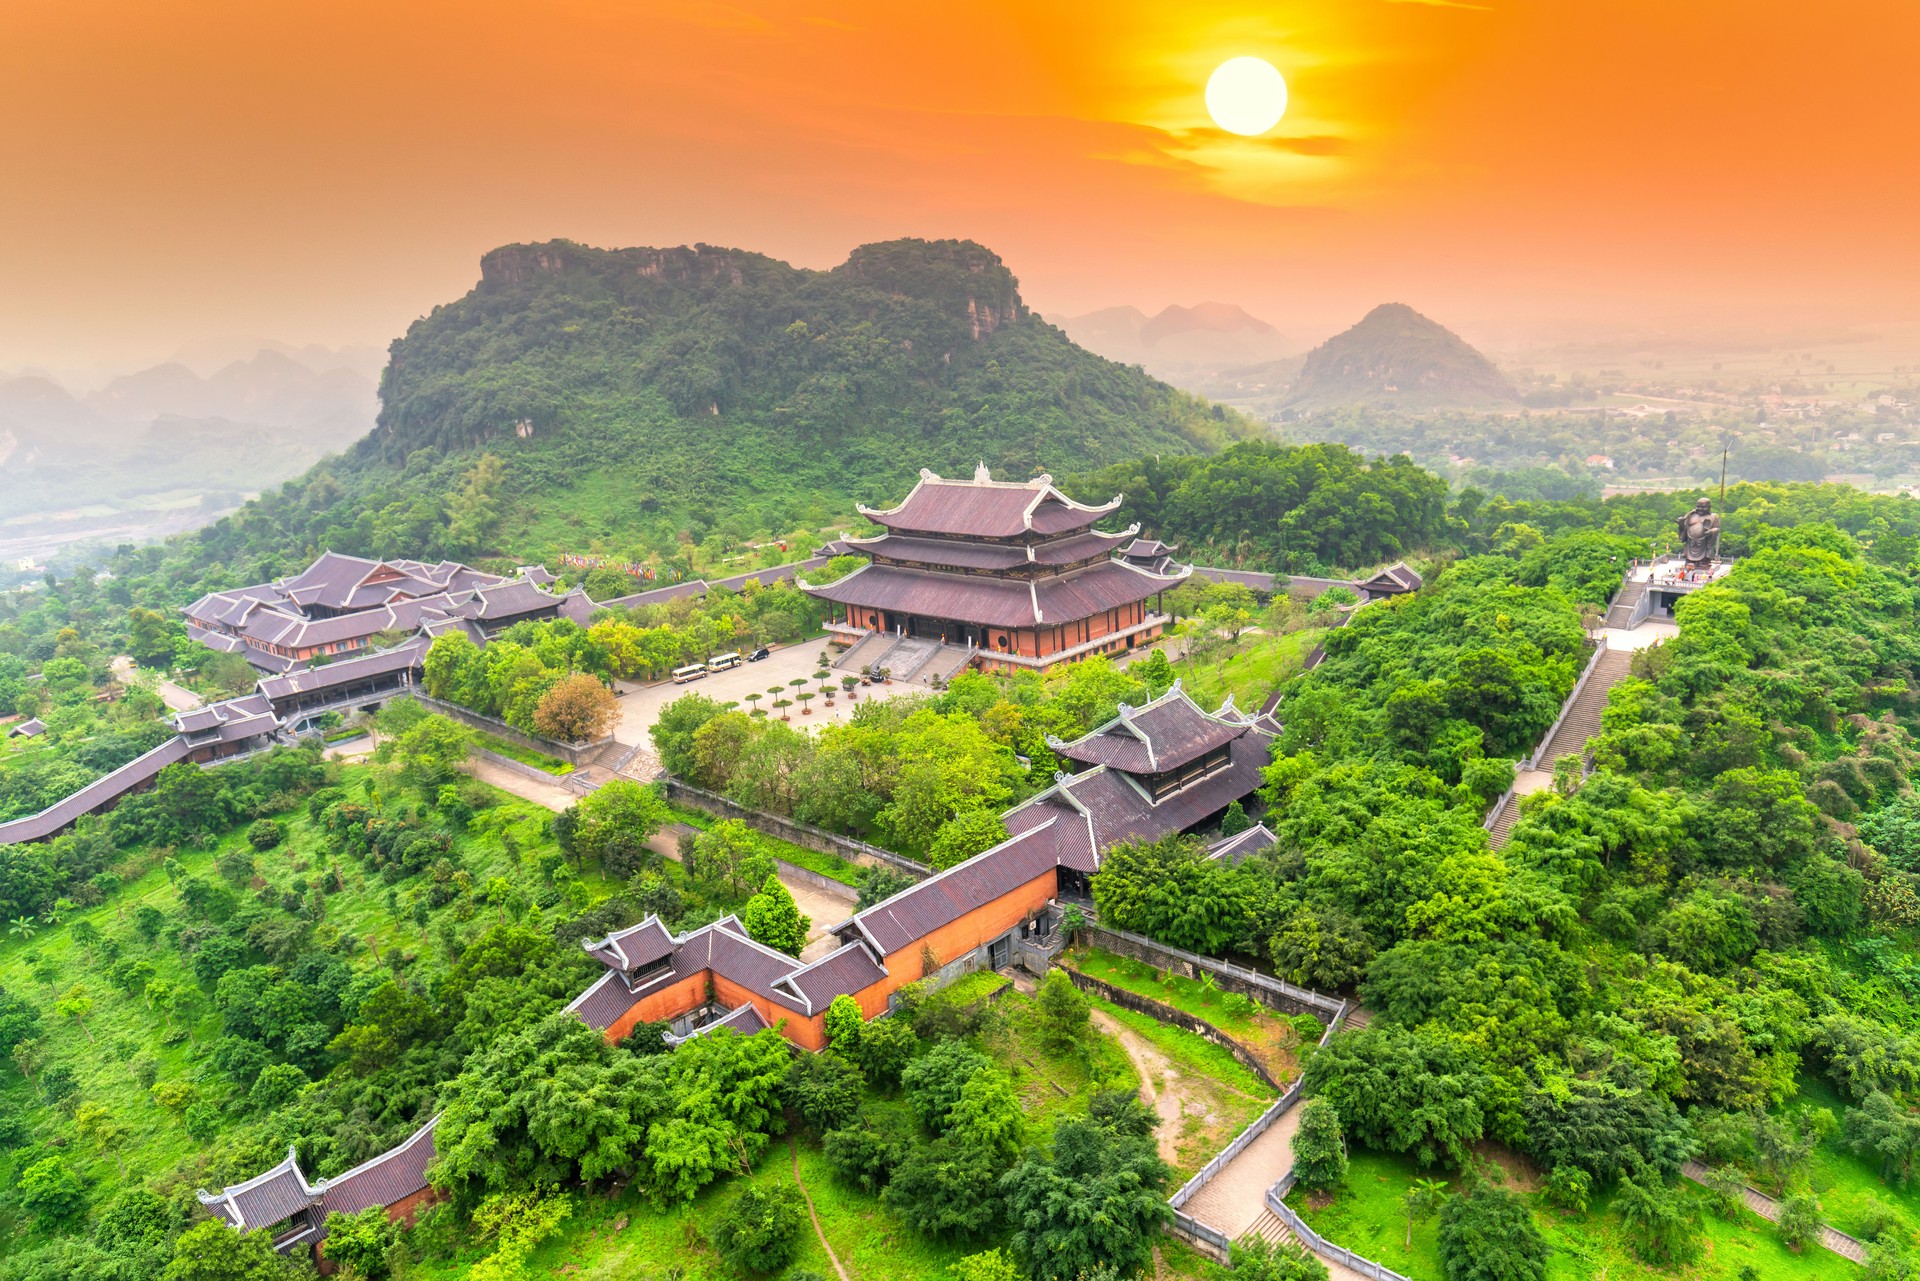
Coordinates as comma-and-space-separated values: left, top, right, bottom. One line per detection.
1048, 301, 1294, 386
90, 237, 1244, 586
0, 350, 378, 561
340, 237, 1243, 553
1282, 303, 1519, 412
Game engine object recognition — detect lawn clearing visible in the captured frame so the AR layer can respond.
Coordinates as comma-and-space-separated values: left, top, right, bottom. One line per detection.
473, 730, 575, 775
1172, 626, 1324, 710
1287, 1146, 1864, 1281
1065, 946, 1304, 1086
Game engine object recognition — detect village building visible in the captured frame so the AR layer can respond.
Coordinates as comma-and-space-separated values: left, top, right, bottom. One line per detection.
570, 681, 1275, 1052
803, 465, 1190, 674
183, 553, 565, 673
195, 1116, 440, 1263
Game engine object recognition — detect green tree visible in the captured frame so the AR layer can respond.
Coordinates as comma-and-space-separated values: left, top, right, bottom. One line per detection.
1228, 1237, 1330, 1281
1035, 969, 1090, 1053
1777, 1190, 1822, 1251
1436, 1188, 1547, 1281
161, 1219, 301, 1281
1001, 1116, 1172, 1281
568, 779, 670, 878
320, 1205, 396, 1279
1404, 1176, 1449, 1245
1291, 1097, 1349, 1191
710, 1183, 804, 1275
685, 819, 776, 900
1302, 1026, 1489, 1168
1613, 1174, 1703, 1267
18, 1155, 87, 1227
741, 874, 810, 956
783, 1050, 863, 1132
927, 810, 1010, 870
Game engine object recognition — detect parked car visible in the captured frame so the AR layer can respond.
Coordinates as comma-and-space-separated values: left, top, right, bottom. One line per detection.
747, 647, 772, 662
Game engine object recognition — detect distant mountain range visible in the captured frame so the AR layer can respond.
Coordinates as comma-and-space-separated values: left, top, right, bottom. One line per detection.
1282, 304, 1520, 413
0, 348, 377, 554
1048, 302, 1295, 382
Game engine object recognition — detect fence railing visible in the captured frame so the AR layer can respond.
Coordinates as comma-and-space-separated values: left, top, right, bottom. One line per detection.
1520, 633, 1609, 771
1480, 787, 1516, 835
1264, 1175, 1414, 1281
1082, 923, 1346, 1019
1162, 993, 1351, 1259
661, 778, 930, 879
1060, 967, 1287, 1092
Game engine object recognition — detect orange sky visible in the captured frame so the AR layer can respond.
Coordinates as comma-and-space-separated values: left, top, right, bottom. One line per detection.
5, 0, 1918, 367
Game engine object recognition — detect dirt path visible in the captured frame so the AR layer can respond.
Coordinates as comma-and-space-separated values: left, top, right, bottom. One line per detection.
1090, 1007, 1188, 1167
791, 1136, 852, 1281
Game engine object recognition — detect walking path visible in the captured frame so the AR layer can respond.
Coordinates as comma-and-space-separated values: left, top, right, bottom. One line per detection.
791, 1136, 852, 1281
1090, 1008, 1192, 1167
1181, 1104, 1303, 1242
1680, 1160, 1867, 1263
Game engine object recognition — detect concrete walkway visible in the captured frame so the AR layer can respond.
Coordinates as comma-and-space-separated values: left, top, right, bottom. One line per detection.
1181, 1104, 1303, 1241
1680, 1161, 1867, 1263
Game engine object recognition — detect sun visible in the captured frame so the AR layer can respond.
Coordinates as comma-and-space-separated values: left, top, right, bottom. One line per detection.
1205, 56, 1289, 136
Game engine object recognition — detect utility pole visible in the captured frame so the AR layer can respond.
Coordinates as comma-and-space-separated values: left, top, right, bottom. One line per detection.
1719, 435, 1731, 502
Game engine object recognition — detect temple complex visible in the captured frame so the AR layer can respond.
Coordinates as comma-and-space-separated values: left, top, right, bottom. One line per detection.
805, 465, 1190, 674
570, 681, 1274, 1051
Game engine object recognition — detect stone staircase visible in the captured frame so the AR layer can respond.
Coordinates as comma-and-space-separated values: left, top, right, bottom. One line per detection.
1240, 1207, 1298, 1247
1603, 580, 1649, 629
1485, 797, 1524, 850
917, 643, 975, 685
1532, 647, 1634, 767
881, 636, 941, 680
833, 630, 894, 672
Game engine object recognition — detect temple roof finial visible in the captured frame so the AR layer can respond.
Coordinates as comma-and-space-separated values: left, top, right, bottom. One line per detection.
974, 460, 992, 483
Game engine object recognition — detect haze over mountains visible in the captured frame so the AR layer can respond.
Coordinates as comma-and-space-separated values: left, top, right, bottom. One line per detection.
1049, 301, 1296, 386
0, 347, 377, 561
1283, 303, 1521, 413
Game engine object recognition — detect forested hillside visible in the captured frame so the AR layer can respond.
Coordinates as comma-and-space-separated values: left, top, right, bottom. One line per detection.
121, 238, 1243, 600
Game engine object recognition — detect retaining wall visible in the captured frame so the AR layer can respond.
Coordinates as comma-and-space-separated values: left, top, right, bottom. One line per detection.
662, 778, 930, 879
414, 693, 609, 767
1082, 923, 1345, 1020
469, 746, 592, 795
1057, 967, 1286, 1092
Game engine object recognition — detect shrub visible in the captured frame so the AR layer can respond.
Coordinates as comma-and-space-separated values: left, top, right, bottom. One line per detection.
1778, 1191, 1822, 1251
1436, 1188, 1547, 1281
1290, 1098, 1348, 1191
823, 1113, 908, 1192
1543, 1164, 1590, 1214
18, 1156, 86, 1227
710, 1184, 803, 1275
1035, 969, 1090, 1052
246, 819, 284, 850
184, 1103, 222, 1141
783, 1051, 863, 1133
1613, 1174, 1702, 1267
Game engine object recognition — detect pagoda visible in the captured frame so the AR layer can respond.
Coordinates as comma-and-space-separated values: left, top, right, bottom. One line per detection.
805, 465, 1190, 672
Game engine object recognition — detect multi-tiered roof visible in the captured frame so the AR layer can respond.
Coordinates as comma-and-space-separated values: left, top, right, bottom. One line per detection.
801, 465, 1189, 628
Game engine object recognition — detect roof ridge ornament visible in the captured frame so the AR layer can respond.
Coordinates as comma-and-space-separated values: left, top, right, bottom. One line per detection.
974, 460, 991, 482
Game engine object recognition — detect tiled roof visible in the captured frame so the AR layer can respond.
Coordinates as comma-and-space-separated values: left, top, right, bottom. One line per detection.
776, 941, 887, 1010
256, 639, 427, 701
1048, 682, 1249, 774
7, 718, 44, 737
197, 1150, 315, 1231
1357, 562, 1423, 595
318, 1115, 439, 1218
673, 1003, 771, 1042
858, 468, 1122, 538
852, 534, 1030, 572
584, 916, 675, 973
568, 916, 811, 1032
843, 819, 1064, 956
1123, 538, 1177, 558
452, 579, 564, 621
803, 559, 1182, 628
0, 735, 194, 845
1032, 527, 1140, 565
1207, 824, 1277, 863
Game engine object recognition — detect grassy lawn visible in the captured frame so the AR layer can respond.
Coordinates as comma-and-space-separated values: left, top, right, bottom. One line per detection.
985, 989, 1140, 1136
0, 764, 590, 1250
665, 802, 864, 887
1064, 946, 1304, 1086
1784, 1073, 1920, 1241
1288, 1148, 1864, 1281
474, 730, 575, 775
1172, 626, 1324, 710
1083, 994, 1276, 1179
938, 969, 1010, 1007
